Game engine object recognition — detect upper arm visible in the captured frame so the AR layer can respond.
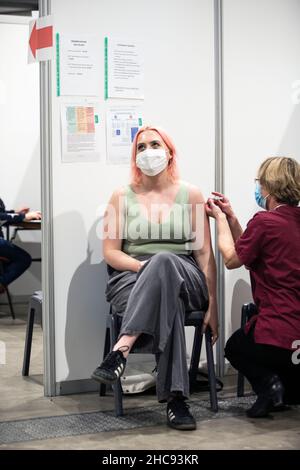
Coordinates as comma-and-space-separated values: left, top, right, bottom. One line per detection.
102, 187, 126, 254
0, 198, 6, 213
235, 214, 266, 269
188, 184, 212, 260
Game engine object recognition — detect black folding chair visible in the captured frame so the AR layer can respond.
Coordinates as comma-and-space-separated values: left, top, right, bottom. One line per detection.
22, 291, 43, 376
100, 305, 219, 416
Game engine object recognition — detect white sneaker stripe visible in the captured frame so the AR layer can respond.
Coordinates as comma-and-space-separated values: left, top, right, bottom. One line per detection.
114, 364, 124, 378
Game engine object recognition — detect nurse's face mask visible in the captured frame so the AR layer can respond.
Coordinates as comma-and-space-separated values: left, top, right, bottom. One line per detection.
255, 180, 270, 210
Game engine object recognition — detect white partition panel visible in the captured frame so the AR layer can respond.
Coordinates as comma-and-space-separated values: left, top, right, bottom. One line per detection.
223, 0, 300, 356
49, 0, 215, 391
0, 17, 41, 298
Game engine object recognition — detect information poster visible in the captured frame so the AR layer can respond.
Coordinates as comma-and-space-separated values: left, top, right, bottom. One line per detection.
56, 34, 100, 96
61, 102, 101, 163
105, 37, 144, 99
106, 106, 143, 164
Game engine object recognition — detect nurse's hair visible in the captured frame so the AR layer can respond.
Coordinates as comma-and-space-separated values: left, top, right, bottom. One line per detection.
130, 125, 180, 185
258, 156, 300, 206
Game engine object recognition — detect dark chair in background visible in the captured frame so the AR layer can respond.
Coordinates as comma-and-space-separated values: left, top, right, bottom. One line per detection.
22, 290, 43, 376
236, 302, 258, 397
0, 257, 15, 320
100, 305, 219, 417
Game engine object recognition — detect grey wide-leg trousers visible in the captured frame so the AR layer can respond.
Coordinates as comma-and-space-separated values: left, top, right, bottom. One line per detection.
105, 252, 208, 402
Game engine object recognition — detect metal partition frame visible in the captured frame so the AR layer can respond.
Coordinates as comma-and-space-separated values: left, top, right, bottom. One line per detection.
39, 0, 56, 396
214, 0, 225, 377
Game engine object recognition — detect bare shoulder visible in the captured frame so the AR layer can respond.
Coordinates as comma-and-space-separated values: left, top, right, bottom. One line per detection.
110, 186, 126, 198
181, 181, 205, 203
108, 186, 127, 208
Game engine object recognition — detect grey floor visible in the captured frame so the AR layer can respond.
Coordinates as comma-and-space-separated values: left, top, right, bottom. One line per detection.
0, 301, 299, 450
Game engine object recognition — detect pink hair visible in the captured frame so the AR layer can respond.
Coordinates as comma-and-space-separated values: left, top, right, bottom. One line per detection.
130, 125, 180, 185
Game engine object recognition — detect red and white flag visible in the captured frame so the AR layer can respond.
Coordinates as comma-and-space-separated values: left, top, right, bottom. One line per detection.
28, 15, 53, 64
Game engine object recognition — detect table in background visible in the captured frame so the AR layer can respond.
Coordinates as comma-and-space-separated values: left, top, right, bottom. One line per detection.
6, 220, 42, 262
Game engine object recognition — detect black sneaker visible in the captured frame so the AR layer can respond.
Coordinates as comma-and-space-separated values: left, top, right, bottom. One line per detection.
91, 348, 127, 384
167, 398, 196, 431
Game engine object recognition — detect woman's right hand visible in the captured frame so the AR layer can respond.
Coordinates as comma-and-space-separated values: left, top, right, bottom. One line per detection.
136, 259, 149, 272
15, 206, 30, 214
208, 191, 235, 219
25, 211, 42, 221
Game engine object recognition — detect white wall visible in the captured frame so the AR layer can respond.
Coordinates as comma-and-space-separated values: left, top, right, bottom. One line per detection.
223, 0, 300, 348
0, 17, 41, 298
50, 0, 215, 386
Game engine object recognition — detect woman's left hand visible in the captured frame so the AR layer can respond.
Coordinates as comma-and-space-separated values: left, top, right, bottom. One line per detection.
25, 211, 42, 221
202, 310, 219, 345
205, 198, 224, 220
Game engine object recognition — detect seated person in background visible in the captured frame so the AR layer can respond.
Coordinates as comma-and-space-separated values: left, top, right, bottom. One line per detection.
206, 156, 300, 417
0, 197, 41, 294
91, 125, 218, 431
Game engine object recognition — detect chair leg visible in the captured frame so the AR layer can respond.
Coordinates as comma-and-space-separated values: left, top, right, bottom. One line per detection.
111, 313, 123, 417
99, 327, 111, 397
189, 325, 203, 386
112, 380, 124, 417
236, 305, 249, 397
5, 287, 15, 320
205, 329, 218, 412
22, 307, 35, 376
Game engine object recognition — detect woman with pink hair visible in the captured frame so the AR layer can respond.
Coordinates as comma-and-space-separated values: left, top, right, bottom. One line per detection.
92, 126, 218, 430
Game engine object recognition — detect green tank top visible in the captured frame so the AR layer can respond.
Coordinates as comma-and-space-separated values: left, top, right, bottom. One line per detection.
122, 182, 193, 257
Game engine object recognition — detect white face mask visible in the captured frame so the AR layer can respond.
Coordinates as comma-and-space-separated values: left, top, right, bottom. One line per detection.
136, 148, 168, 176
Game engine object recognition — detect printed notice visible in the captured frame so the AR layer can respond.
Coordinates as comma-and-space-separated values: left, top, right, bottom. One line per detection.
105, 37, 144, 99
61, 102, 101, 163
106, 105, 143, 164
56, 34, 100, 96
